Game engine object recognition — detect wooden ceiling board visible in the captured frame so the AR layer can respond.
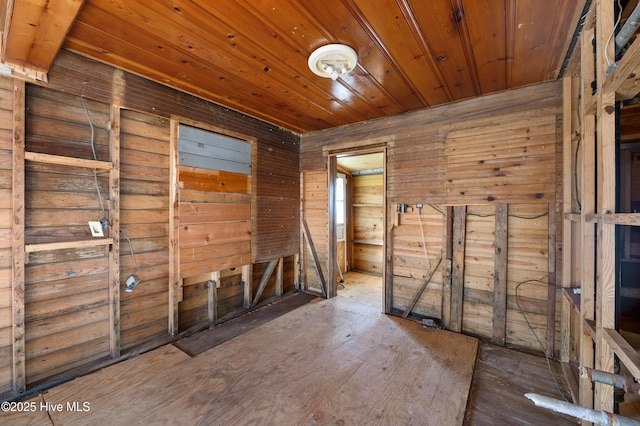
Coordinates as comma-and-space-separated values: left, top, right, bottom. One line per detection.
1, 0, 587, 133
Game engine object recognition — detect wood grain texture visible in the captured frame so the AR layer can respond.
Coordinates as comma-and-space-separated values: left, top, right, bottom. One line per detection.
23, 272, 477, 425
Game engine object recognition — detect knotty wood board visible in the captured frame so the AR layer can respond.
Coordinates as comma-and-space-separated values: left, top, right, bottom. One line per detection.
24, 272, 478, 425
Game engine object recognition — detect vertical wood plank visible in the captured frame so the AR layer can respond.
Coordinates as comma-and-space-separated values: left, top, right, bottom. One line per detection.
561, 76, 574, 363
275, 257, 283, 297
385, 202, 394, 314
12, 79, 26, 393
109, 105, 121, 358
208, 271, 219, 322
492, 204, 508, 346
546, 203, 557, 358
327, 156, 337, 299
442, 206, 453, 329
169, 119, 180, 336
450, 205, 467, 333
595, 0, 615, 412
294, 253, 301, 291
242, 264, 252, 308
579, 21, 596, 414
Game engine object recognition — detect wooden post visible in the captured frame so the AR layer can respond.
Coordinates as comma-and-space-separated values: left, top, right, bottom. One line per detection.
168, 120, 180, 336
546, 203, 557, 358
492, 204, 508, 346
385, 202, 395, 314
450, 205, 467, 333
12, 79, 26, 393
327, 155, 337, 299
242, 264, 252, 308
108, 105, 121, 358
561, 76, 574, 363
579, 20, 596, 415
275, 257, 283, 297
595, 0, 616, 412
442, 206, 453, 329
294, 253, 301, 291
208, 271, 219, 322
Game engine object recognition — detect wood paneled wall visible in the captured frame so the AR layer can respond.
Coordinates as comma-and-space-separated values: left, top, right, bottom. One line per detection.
0, 49, 301, 397
352, 174, 383, 275
301, 170, 328, 295
119, 110, 171, 351
0, 77, 14, 394
301, 81, 563, 353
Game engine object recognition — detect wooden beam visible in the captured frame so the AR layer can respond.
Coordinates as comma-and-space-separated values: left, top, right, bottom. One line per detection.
603, 329, 640, 379
168, 120, 180, 336
327, 156, 337, 299
450, 206, 467, 333
108, 105, 121, 359
561, 76, 573, 363
2, 0, 85, 71
251, 259, 278, 308
492, 204, 508, 346
294, 253, 301, 291
242, 264, 252, 308
25, 238, 114, 253
579, 22, 596, 414
11, 78, 26, 393
208, 271, 219, 323
604, 35, 640, 100
546, 203, 557, 358
402, 254, 443, 319
595, 0, 616, 412
275, 257, 283, 297
442, 206, 453, 329
24, 151, 112, 170
302, 219, 327, 298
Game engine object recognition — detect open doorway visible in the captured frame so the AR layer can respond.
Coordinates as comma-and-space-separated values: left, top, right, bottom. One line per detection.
330, 151, 385, 310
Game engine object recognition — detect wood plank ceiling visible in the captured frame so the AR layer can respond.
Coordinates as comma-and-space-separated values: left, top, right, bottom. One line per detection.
1, 0, 587, 134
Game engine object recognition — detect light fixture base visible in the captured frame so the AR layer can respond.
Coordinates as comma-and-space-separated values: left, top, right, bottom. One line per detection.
308, 44, 357, 80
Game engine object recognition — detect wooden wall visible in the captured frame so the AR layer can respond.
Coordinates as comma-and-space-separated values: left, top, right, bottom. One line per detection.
301, 170, 328, 295
301, 81, 563, 354
119, 110, 171, 351
0, 75, 14, 395
352, 174, 383, 275
0, 49, 300, 397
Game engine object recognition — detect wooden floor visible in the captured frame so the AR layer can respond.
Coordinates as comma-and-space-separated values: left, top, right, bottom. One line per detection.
2, 271, 583, 425
3, 272, 477, 425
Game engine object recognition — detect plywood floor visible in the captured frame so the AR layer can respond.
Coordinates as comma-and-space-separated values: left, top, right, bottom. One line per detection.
3, 272, 478, 425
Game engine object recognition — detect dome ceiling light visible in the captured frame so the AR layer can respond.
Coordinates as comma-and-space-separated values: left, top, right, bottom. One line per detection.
308, 44, 358, 81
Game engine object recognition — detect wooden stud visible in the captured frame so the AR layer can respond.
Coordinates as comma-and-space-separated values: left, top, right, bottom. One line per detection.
579, 23, 596, 415
302, 219, 327, 298
242, 264, 252, 308
561, 76, 574, 363
492, 204, 508, 346
442, 206, 454, 329
402, 254, 443, 319
168, 119, 180, 336
294, 253, 301, 291
208, 271, 219, 322
450, 205, 467, 333
251, 259, 278, 308
546, 203, 556, 358
327, 155, 337, 299
275, 257, 283, 297
108, 104, 121, 359
595, 0, 616, 412
12, 79, 26, 394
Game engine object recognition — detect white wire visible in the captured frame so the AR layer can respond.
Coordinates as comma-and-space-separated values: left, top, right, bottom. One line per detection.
605, 0, 623, 66
80, 97, 106, 219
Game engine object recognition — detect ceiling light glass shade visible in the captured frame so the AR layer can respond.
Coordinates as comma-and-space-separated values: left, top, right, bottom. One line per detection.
308, 44, 357, 80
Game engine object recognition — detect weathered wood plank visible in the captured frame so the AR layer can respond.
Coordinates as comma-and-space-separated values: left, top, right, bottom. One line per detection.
450, 206, 466, 333
492, 204, 508, 345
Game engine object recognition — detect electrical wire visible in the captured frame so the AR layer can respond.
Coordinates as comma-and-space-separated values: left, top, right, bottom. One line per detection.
605, 0, 623, 66
515, 279, 570, 402
82, 97, 139, 279
121, 231, 138, 275
80, 96, 106, 219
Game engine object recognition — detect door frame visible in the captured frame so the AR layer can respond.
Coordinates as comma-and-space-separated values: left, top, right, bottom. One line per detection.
327, 147, 387, 311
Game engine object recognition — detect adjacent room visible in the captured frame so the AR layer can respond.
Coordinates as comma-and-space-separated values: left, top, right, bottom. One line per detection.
1, 0, 639, 424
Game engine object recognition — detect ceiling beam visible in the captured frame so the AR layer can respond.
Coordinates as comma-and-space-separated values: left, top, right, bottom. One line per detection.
1, 0, 85, 72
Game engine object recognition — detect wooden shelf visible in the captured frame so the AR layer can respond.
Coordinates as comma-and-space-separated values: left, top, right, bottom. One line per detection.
25, 151, 112, 171
25, 238, 114, 253
352, 203, 383, 207
353, 239, 383, 246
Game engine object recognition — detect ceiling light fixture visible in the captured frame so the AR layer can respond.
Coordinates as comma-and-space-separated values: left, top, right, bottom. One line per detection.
308, 44, 358, 81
